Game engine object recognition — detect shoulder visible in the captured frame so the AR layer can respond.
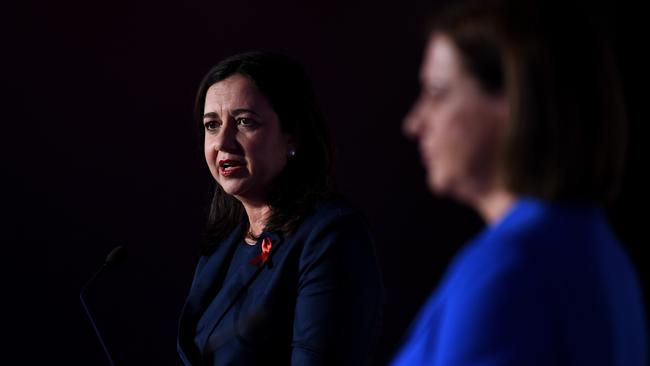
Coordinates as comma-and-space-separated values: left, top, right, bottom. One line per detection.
282, 199, 375, 269
491, 198, 608, 247
434, 199, 647, 365
441, 200, 572, 298
469, 199, 613, 265
445, 198, 627, 309
293, 199, 369, 239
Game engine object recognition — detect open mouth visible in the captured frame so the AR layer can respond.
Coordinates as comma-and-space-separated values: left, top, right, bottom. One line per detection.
218, 159, 245, 176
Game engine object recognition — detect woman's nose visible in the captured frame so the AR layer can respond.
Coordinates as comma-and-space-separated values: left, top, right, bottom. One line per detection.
403, 102, 423, 139
213, 120, 238, 153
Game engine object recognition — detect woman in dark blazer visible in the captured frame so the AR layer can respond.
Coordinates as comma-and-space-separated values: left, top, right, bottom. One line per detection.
177, 52, 383, 365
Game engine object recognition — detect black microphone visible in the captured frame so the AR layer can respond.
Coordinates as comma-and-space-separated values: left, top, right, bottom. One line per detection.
80, 245, 127, 366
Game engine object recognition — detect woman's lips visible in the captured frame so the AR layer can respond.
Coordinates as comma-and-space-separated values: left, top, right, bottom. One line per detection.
218, 159, 245, 177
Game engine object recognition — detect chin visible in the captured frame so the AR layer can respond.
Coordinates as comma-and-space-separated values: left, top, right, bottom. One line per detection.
219, 181, 247, 197
426, 176, 443, 195
427, 173, 453, 197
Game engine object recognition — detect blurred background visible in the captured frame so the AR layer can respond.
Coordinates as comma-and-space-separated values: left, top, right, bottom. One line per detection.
7, 0, 648, 364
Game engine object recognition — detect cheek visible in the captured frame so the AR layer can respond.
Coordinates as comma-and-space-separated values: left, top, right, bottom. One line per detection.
453, 106, 503, 175
204, 139, 218, 175
429, 110, 464, 157
263, 144, 287, 173
204, 143, 212, 162
248, 137, 287, 174
429, 109, 478, 178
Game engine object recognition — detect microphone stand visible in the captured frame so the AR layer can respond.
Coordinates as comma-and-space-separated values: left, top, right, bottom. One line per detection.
80, 263, 116, 366
80, 246, 126, 366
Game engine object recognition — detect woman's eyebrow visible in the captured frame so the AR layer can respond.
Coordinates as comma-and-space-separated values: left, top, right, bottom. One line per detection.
203, 111, 220, 119
231, 108, 261, 117
203, 109, 261, 119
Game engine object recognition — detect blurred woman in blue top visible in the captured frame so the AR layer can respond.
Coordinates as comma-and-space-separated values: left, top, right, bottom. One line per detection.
392, 0, 647, 365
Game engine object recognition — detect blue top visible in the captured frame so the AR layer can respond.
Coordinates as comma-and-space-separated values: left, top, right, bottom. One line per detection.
391, 198, 647, 366
178, 200, 384, 365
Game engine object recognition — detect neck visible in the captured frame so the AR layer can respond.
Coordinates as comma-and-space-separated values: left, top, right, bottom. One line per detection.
238, 197, 272, 239
472, 188, 516, 225
453, 172, 517, 225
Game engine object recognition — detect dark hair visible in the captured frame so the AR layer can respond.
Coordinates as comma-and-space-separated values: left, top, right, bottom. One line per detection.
195, 51, 335, 254
427, 0, 626, 204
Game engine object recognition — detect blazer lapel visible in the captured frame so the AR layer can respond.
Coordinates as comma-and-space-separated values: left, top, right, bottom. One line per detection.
178, 226, 243, 364
201, 231, 285, 353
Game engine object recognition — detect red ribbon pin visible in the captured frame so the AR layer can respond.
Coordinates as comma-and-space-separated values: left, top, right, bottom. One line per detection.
250, 237, 272, 266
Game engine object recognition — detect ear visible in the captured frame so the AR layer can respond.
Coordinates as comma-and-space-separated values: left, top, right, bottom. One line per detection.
286, 134, 295, 147
286, 134, 297, 157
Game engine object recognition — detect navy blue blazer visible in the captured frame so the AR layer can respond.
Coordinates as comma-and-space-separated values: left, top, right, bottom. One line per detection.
178, 201, 383, 365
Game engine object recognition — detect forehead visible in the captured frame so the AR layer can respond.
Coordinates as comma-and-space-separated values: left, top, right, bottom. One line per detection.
204, 74, 267, 110
420, 33, 463, 83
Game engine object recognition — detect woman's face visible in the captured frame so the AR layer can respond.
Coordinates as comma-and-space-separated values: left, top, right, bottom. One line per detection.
203, 74, 291, 203
403, 33, 509, 200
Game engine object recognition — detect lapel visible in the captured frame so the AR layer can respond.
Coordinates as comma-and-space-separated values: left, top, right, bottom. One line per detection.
200, 230, 285, 353
177, 226, 243, 364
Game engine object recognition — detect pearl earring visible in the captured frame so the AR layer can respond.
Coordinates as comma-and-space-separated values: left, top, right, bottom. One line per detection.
288, 148, 296, 157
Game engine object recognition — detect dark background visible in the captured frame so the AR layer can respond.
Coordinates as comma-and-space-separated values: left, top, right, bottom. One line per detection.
7, 0, 648, 364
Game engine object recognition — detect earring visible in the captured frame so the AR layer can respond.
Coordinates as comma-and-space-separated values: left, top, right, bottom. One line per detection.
288, 148, 296, 157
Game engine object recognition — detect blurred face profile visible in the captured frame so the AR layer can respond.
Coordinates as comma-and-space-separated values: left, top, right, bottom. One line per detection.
403, 33, 509, 201
203, 73, 291, 203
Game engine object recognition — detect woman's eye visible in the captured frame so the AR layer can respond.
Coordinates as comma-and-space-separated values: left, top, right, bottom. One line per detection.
427, 85, 448, 99
204, 120, 220, 130
237, 118, 258, 128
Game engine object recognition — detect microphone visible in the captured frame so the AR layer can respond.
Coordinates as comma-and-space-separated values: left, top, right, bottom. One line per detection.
80, 245, 127, 366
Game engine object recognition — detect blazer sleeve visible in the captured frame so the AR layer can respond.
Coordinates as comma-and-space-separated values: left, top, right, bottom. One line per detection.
290, 210, 384, 365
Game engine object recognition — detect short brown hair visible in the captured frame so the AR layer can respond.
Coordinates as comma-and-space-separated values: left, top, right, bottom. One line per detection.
428, 0, 626, 204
